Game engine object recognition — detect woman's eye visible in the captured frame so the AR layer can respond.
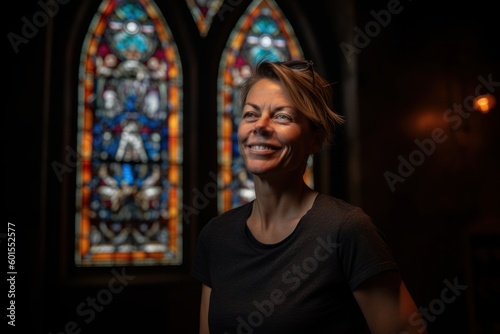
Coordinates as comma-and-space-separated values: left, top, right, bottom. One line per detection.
242, 112, 256, 119
275, 114, 292, 121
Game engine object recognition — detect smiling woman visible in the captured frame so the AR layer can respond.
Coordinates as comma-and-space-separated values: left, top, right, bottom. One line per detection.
239, 60, 344, 147
237, 78, 319, 179
191, 60, 428, 334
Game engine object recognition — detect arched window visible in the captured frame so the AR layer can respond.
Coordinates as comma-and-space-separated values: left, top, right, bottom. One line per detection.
217, 0, 313, 213
185, 0, 224, 37
75, 0, 183, 266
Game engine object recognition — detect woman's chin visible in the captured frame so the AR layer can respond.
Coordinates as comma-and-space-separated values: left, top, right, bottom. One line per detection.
245, 166, 274, 177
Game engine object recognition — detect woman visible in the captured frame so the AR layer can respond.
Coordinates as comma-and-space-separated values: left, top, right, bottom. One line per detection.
191, 60, 427, 333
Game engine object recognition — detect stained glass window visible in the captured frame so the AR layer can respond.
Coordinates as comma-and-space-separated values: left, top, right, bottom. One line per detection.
76, 0, 183, 266
217, 0, 312, 214
185, 0, 224, 37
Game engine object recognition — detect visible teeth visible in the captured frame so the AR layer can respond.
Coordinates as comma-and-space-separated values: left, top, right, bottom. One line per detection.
251, 145, 272, 150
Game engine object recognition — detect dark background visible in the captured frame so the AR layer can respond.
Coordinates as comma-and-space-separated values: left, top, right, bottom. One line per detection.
4, 0, 499, 333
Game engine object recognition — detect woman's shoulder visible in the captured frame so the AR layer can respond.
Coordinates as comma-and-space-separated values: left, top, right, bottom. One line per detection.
201, 201, 253, 233
314, 193, 367, 218
309, 193, 376, 232
311, 194, 383, 240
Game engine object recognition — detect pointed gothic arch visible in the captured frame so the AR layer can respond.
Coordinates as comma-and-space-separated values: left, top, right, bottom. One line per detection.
75, 0, 183, 266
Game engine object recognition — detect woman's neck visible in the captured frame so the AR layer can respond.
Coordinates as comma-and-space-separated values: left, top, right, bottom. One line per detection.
247, 180, 318, 244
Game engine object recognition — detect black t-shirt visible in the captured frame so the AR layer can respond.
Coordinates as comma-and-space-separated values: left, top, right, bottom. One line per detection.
191, 193, 399, 334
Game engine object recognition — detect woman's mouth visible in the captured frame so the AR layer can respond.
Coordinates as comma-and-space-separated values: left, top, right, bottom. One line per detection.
249, 145, 275, 151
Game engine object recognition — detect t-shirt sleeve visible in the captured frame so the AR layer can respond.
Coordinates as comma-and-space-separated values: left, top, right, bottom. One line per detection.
191, 222, 212, 287
338, 208, 400, 290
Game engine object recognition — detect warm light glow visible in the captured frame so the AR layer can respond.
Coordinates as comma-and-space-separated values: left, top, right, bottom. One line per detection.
411, 110, 446, 134
473, 94, 496, 114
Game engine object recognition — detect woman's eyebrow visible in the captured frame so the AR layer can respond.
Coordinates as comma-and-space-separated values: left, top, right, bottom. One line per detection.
243, 102, 260, 109
244, 102, 295, 111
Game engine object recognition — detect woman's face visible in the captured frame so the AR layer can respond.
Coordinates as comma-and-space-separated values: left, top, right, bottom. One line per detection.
237, 78, 320, 179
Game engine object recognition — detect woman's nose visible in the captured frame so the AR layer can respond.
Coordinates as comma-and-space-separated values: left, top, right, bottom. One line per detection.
253, 116, 272, 135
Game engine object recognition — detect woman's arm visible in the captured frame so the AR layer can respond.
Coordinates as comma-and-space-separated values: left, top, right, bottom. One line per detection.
353, 271, 429, 334
199, 284, 212, 334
